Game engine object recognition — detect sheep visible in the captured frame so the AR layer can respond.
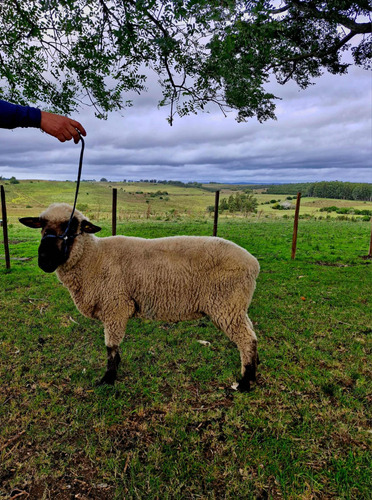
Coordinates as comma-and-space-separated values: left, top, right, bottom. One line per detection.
20, 203, 260, 391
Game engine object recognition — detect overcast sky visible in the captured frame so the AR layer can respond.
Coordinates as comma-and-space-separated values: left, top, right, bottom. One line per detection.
1, 64, 371, 184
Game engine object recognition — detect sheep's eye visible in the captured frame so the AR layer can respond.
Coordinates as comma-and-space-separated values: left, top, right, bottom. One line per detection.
44, 229, 56, 236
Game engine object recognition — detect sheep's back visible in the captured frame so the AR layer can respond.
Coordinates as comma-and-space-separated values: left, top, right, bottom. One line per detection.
98, 235, 259, 322
100, 234, 257, 275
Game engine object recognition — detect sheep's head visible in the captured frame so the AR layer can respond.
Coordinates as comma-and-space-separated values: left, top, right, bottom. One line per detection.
19, 203, 101, 273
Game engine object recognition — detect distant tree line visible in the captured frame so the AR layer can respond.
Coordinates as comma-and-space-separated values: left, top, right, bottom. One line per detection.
264, 182, 372, 201
156, 180, 204, 189
121, 179, 204, 189
0, 176, 19, 184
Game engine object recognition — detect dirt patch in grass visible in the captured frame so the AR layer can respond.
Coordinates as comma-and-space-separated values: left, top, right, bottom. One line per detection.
5, 446, 115, 499
106, 410, 162, 452
361, 254, 372, 260
315, 260, 350, 267
8, 239, 29, 245
20, 470, 113, 500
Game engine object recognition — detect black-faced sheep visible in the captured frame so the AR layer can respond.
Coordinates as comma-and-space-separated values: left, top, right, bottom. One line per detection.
20, 203, 260, 391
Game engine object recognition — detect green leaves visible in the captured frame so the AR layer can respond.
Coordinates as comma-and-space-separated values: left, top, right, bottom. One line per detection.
0, 1, 370, 121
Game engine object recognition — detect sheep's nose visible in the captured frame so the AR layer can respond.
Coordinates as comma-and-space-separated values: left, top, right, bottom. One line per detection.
38, 240, 61, 273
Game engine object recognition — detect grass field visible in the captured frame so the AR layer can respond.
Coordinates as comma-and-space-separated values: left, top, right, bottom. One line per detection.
1, 182, 371, 499
2, 180, 371, 223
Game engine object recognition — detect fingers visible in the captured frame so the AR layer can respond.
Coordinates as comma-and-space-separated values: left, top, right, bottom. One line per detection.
56, 119, 86, 144
56, 124, 82, 143
65, 120, 87, 144
70, 119, 87, 138
40, 111, 86, 143
63, 123, 82, 144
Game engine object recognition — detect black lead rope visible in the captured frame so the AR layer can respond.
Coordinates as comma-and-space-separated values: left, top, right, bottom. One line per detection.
42, 132, 85, 254
63, 132, 85, 238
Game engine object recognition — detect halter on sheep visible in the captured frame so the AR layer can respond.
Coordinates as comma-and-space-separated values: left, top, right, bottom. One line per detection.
40, 132, 85, 259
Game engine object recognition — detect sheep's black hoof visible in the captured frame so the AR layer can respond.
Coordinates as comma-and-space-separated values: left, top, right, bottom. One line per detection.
237, 379, 251, 392
106, 348, 121, 370
97, 349, 121, 386
97, 370, 116, 386
237, 362, 257, 392
237, 384, 250, 393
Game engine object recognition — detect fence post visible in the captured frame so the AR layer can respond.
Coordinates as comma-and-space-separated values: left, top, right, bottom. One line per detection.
213, 190, 220, 237
291, 192, 301, 260
1, 185, 10, 270
112, 188, 117, 236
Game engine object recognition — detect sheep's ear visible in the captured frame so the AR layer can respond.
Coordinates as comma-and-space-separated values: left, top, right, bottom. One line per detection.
19, 217, 43, 229
81, 220, 101, 234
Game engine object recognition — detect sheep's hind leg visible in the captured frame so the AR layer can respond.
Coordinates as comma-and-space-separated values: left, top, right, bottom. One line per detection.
233, 315, 258, 392
212, 311, 258, 392
98, 346, 121, 386
237, 338, 259, 393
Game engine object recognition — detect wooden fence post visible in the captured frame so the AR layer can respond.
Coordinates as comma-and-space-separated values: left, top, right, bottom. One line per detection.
213, 190, 220, 237
112, 188, 117, 236
291, 192, 301, 260
1, 185, 10, 270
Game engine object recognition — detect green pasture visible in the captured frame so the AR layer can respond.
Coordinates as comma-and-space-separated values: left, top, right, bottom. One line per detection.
1, 203, 371, 498
2, 180, 214, 222
2, 180, 371, 223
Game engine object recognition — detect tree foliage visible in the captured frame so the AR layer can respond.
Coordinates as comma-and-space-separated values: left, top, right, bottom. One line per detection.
219, 191, 258, 213
265, 181, 372, 201
0, 1, 370, 122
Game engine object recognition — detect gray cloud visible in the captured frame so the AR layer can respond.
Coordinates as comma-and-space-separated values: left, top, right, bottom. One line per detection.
1, 65, 371, 184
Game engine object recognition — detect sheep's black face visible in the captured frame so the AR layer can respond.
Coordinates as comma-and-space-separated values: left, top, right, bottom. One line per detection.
38, 218, 80, 273
19, 214, 101, 273
19, 216, 79, 273
38, 231, 68, 273
38, 239, 65, 272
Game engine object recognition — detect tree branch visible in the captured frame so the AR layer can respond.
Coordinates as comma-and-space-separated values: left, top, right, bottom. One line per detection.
290, 0, 372, 34
270, 5, 289, 15
268, 29, 358, 75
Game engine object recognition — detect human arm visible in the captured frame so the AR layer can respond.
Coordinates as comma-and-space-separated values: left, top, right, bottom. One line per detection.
0, 99, 41, 129
0, 99, 86, 143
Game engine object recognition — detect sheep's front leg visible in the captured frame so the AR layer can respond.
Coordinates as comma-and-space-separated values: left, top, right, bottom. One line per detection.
98, 304, 134, 386
98, 346, 121, 386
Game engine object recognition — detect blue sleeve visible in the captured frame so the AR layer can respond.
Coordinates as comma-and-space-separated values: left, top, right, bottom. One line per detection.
0, 99, 41, 129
